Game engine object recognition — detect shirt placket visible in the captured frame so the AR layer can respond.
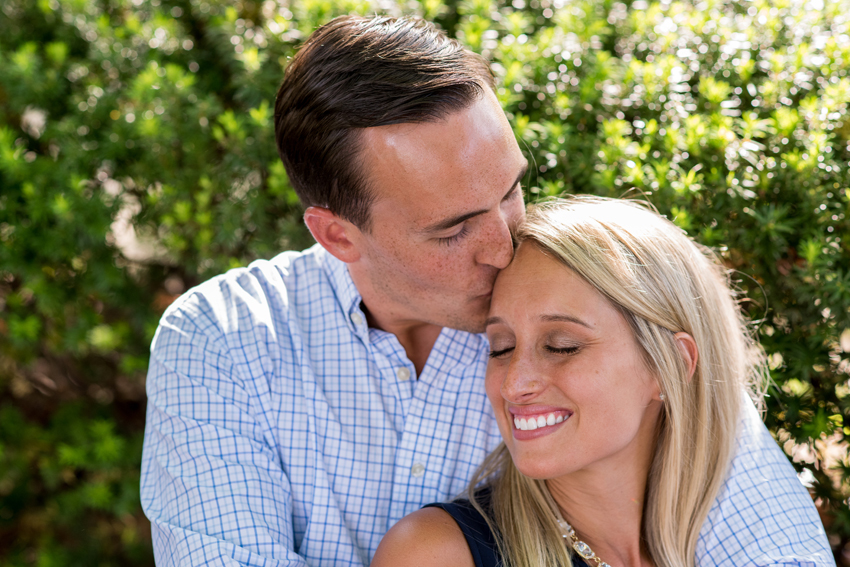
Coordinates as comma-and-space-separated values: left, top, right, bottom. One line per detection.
386, 331, 459, 526
368, 329, 415, 418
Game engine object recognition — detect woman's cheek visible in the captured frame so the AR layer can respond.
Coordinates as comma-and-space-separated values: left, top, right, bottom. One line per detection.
484, 373, 500, 409
484, 369, 510, 429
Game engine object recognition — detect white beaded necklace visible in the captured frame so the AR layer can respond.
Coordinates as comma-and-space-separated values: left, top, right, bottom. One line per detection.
551, 505, 613, 567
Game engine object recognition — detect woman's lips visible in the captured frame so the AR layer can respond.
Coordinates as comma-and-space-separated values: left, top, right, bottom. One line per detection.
513, 411, 569, 430
509, 408, 572, 439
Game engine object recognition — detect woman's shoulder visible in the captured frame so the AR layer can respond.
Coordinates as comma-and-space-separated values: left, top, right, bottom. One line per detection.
371, 506, 476, 567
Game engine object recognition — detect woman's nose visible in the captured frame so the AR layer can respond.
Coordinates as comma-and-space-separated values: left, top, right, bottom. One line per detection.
500, 357, 544, 403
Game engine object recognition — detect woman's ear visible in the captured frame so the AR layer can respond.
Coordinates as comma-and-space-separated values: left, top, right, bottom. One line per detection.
303, 206, 362, 264
674, 332, 699, 381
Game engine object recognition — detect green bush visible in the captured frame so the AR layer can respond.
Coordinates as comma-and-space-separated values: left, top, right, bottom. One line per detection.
1, 0, 848, 564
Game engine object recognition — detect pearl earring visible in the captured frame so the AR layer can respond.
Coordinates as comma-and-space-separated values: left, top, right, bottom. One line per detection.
659, 393, 666, 402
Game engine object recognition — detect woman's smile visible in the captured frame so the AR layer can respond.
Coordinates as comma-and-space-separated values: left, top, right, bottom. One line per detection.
509, 406, 572, 439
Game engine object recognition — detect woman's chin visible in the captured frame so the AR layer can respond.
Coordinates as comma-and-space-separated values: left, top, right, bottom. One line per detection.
510, 453, 577, 481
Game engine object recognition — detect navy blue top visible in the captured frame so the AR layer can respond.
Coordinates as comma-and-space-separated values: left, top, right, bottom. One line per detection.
425, 489, 590, 567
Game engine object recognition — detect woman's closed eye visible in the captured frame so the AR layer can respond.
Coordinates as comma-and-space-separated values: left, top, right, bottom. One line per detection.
545, 345, 580, 355
490, 344, 580, 358
488, 346, 514, 359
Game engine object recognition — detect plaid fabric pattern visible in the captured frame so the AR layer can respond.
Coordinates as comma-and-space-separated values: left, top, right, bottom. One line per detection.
697, 397, 833, 566
141, 244, 833, 566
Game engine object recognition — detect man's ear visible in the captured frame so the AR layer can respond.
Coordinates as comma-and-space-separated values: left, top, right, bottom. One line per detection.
303, 206, 362, 264
674, 332, 699, 382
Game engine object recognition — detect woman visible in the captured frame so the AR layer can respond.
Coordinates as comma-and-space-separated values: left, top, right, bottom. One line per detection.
372, 196, 768, 567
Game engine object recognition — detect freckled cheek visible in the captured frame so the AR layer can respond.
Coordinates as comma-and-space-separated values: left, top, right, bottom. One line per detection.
484, 372, 510, 426
420, 247, 470, 271
435, 258, 468, 277
484, 371, 502, 406
397, 251, 462, 283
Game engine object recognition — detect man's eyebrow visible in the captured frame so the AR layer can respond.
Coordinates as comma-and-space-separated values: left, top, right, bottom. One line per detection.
484, 313, 593, 329
422, 162, 530, 234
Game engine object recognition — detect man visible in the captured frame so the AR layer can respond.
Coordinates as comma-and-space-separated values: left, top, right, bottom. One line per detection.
141, 15, 832, 567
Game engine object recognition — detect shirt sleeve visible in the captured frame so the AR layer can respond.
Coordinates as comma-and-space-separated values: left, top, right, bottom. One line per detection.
696, 397, 835, 567
140, 290, 308, 567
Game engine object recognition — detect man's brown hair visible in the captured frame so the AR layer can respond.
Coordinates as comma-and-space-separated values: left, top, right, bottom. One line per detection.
274, 15, 495, 230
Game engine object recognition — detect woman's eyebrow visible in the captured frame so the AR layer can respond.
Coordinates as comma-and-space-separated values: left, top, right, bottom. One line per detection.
540, 314, 593, 329
484, 314, 593, 329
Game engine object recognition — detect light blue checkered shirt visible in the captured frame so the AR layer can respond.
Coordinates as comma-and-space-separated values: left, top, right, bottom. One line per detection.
141, 244, 833, 566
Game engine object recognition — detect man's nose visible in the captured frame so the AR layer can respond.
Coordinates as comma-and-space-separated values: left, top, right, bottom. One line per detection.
476, 210, 515, 270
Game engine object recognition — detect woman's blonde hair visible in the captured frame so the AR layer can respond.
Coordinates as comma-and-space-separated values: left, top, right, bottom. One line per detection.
470, 196, 766, 567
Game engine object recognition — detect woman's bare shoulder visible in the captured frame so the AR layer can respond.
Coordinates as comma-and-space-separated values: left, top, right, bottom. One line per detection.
370, 507, 475, 567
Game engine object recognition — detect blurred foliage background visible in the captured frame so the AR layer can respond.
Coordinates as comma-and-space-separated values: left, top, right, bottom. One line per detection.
1, 0, 849, 564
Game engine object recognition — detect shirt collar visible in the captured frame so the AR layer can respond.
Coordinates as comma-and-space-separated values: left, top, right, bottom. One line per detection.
316, 244, 364, 318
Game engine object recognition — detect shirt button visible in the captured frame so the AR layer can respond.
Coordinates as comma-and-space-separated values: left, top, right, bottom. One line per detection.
410, 463, 425, 478
396, 367, 411, 381
350, 313, 363, 326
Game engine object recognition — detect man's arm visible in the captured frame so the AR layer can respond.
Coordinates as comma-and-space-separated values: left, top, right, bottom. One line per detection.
141, 292, 308, 567
696, 396, 835, 567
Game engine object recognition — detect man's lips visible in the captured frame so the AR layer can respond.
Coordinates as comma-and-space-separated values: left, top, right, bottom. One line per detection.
475, 280, 496, 299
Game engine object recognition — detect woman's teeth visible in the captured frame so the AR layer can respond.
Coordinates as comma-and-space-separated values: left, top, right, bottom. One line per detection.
513, 412, 568, 431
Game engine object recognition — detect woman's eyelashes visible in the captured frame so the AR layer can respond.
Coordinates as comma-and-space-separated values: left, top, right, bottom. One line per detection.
488, 344, 581, 358
489, 346, 514, 359
545, 345, 580, 355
